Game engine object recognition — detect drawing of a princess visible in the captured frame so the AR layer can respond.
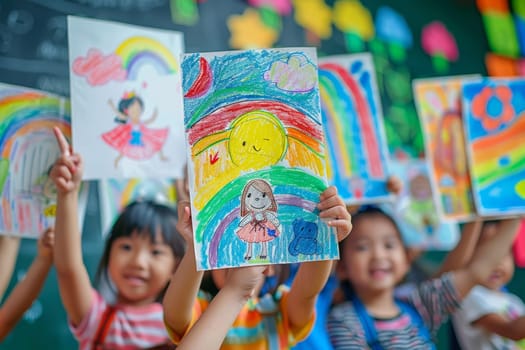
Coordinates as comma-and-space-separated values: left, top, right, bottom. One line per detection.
102, 92, 169, 168
236, 179, 280, 260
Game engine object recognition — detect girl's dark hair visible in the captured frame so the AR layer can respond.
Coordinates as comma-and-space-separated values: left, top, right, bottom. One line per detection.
114, 96, 144, 123
95, 200, 186, 301
338, 205, 405, 300
119, 96, 144, 114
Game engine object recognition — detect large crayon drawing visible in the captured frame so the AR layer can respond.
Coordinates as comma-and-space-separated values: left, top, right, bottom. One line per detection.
68, 16, 186, 180
318, 53, 390, 204
0, 83, 70, 237
183, 48, 337, 270
463, 79, 525, 216
413, 77, 477, 221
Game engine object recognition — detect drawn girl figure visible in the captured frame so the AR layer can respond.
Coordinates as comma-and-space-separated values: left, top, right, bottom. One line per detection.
102, 92, 169, 168
236, 179, 280, 261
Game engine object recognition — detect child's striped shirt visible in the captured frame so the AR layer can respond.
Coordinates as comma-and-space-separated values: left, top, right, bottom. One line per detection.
71, 289, 170, 350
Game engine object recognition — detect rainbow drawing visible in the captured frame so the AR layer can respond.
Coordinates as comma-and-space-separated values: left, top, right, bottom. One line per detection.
182, 48, 338, 270
68, 16, 186, 180
115, 36, 179, 80
463, 78, 525, 216
318, 53, 390, 204
98, 178, 176, 235
413, 76, 478, 222
0, 83, 70, 237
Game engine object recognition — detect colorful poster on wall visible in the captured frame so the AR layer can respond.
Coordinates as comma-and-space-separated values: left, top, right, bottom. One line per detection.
68, 16, 186, 180
98, 178, 176, 236
462, 78, 525, 216
413, 76, 478, 222
389, 159, 459, 250
319, 53, 391, 205
183, 48, 337, 270
0, 83, 89, 238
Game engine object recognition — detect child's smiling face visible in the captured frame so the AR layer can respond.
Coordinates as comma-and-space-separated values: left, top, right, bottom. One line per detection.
244, 184, 271, 212
340, 214, 409, 296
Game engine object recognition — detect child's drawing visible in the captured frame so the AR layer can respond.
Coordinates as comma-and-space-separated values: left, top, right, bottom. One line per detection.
183, 48, 338, 270
318, 53, 391, 204
103, 92, 169, 168
462, 78, 525, 216
236, 179, 280, 260
68, 16, 186, 180
390, 159, 459, 250
98, 178, 176, 235
0, 83, 88, 237
413, 76, 478, 222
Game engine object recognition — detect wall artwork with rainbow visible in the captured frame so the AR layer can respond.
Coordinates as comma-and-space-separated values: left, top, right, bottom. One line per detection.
68, 16, 186, 180
182, 47, 338, 270
413, 76, 477, 221
0, 83, 70, 237
462, 78, 525, 216
319, 53, 390, 204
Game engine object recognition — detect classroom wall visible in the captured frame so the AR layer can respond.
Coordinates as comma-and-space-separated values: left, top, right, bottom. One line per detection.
1, 0, 522, 349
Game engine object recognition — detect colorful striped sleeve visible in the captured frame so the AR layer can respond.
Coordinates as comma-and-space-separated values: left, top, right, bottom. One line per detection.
405, 272, 461, 334
165, 292, 210, 345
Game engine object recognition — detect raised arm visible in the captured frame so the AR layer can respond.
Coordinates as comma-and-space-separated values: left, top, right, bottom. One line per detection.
50, 127, 93, 326
163, 201, 204, 339
473, 314, 525, 341
287, 186, 352, 332
452, 218, 521, 299
177, 265, 266, 350
0, 236, 20, 300
435, 219, 482, 277
0, 228, 54, 341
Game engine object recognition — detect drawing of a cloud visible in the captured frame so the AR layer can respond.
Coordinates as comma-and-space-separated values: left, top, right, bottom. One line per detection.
264, 53, 316, 92
72, 48, 127, 86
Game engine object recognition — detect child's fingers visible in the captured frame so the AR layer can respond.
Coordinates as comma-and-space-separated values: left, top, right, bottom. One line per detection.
55, 163, 74, 180
43, 230, 55, 247
53, 126, 70, 157
55, 177, 71, 190
320, 205, 350, 222
319, 185, 337, 201
177, 200, 191, 220
318, 192, 345, 212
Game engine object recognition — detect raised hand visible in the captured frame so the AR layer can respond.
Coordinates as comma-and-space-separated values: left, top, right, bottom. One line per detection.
386, 175, 403, 195
37, 227, 55, 263
176, 200, 194, 245
318, 186, 352, 242
225, 265, 268, 299
49, 127, 83, 194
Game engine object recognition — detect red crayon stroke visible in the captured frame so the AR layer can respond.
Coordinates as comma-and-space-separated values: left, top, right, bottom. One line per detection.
320, 62, 383, 177
188, 100, 322, 145
73, 48, 127, 86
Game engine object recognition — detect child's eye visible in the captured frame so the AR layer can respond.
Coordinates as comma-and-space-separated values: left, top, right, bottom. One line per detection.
152, 249, 165, 256
355, 244, 368, 251
385, 241, 398, 249
119, 243, 132, 251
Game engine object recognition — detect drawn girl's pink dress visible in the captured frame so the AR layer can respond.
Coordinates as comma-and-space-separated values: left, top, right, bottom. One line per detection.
102, 123, 169, 160
236, 211, 280, 243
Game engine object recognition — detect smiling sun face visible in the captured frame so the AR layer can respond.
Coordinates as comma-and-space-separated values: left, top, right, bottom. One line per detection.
228, 110, 287, 170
